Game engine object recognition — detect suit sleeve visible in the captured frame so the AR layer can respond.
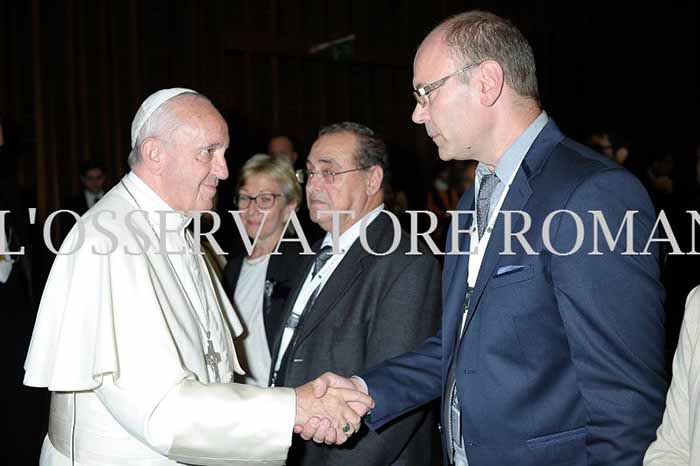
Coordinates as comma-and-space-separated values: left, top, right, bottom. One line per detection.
644, 286, 700, 465
550, 168, 668, 466
360, 255, 444, 431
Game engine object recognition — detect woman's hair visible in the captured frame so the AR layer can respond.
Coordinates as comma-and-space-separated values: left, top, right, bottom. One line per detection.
237, 153, 302, 209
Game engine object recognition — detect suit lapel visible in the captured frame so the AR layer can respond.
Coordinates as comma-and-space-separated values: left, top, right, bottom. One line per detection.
460, 119, 563, 333
267, 252, 315, 372
291, 215, 392, 349
443, 194, 475, 355
464, 169, 532, 329
443, 191, 475, 286
292, 244, 367, 348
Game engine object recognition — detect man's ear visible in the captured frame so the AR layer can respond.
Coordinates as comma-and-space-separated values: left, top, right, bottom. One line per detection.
478, 61, 505, 107
140, 137, 164, 175
365, 166, 384, 197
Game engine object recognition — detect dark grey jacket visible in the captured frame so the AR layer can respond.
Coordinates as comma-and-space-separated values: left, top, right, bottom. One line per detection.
273, 214, 442, 466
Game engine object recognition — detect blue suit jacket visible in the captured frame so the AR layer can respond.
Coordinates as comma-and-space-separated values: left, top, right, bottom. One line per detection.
361, 120, 668, 466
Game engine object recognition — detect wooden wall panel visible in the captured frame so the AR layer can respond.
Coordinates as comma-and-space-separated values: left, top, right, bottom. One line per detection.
301, 0, 327, 43
278, 0, 303, 38
276, 56, 303, 135
1, 0, 695, 243
62, 0, 79, 194
348, 65, 374, 125
30, 0, 47, 216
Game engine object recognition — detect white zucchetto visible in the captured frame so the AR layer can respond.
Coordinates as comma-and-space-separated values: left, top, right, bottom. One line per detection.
130, 87, 198, 148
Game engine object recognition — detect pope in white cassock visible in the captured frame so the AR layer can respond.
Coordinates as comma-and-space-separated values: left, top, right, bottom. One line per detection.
23, 88, 372, 465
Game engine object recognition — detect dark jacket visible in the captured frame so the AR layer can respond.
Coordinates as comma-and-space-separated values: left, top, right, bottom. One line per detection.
274, 214, 442, 466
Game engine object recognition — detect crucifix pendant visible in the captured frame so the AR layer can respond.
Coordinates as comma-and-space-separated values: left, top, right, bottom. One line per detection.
204, 336, 222, 383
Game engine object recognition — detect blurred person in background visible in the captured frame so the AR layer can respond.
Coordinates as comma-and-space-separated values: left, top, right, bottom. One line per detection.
587, 129, 614, 158
66, 159, 107, 215
61, 160, 108, 242
268, 136, 299, 167
455, 160, 477, 196
426, 164, 459, 247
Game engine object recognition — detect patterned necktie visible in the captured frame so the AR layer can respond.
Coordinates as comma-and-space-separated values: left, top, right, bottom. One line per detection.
284, 245, 333, 331
312, 245, 333, 278
272, 245, 334, 386
477, 173, 499, 239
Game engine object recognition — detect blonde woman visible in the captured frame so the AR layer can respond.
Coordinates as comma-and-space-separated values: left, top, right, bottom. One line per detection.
223, 154, 304, 387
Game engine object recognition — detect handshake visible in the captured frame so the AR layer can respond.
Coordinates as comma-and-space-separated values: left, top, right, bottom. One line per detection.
294, 372, 373, 445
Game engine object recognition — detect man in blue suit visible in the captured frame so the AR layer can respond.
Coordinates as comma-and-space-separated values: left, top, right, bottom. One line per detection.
297, 10, 668, 466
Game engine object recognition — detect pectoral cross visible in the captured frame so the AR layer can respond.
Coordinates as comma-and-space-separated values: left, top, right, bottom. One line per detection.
204, 336, 222, 383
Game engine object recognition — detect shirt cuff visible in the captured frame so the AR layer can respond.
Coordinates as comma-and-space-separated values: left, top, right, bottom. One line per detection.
350, 376, 372, 417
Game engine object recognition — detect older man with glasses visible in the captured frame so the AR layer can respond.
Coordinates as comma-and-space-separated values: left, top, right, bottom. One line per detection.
271, 121, 442, 466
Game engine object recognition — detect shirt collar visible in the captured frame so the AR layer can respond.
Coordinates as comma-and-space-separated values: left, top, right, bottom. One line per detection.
125, 172, 192, 233
321, 203, 385, 253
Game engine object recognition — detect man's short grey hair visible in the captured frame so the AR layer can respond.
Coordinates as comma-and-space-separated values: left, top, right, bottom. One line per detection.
127, 92, 211, 168
318, 122, 389, 176
436, 10, 540, 103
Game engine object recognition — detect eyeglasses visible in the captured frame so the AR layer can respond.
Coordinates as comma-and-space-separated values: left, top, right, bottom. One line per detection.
295, 166, 373, 184
235, 192, 283, 209
413, 63, 480, 107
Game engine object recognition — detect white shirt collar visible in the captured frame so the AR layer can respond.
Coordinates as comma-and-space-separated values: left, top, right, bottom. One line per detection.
321, 203, 385, 253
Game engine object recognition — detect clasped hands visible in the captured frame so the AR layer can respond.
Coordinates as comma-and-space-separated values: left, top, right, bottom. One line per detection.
294, 372, 372, 445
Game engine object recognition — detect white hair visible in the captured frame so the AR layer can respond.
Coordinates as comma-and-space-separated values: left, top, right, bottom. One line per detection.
127, 92, 211, 168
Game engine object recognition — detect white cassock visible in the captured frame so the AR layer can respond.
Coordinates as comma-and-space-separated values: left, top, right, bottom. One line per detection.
24, 172, 295, 465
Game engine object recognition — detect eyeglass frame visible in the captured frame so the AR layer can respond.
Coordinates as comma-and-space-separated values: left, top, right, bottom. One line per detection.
413, 62, 480, 107
234, 192, 284, 209
295, 165, 374, 184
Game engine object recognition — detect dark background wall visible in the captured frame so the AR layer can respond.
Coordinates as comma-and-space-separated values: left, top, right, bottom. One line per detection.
1, 0, 697, 221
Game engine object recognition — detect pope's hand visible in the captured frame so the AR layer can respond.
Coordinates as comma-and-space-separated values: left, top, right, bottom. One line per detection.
294, 377, 374, 445
294, 372, 372, 444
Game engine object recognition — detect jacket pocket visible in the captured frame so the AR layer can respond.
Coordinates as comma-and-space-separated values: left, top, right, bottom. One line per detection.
490, 264, 536, 288
526, 427, 587, 449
